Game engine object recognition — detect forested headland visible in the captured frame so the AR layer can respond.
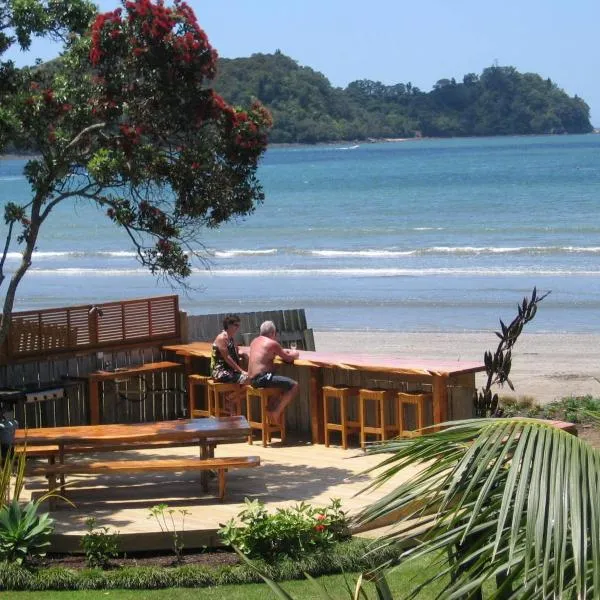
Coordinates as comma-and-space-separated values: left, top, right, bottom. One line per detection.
4, 50, 593, 151
215, 51, 592, 143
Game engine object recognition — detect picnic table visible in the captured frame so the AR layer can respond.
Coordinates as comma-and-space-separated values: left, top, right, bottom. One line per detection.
16, 416, 258, 504
163, 342, 485, 444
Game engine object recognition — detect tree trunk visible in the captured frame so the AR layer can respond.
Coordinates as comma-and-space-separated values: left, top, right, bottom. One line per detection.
0, 222, 41, 349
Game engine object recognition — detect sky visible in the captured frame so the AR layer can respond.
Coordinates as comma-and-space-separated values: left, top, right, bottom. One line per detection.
6, 0, 600, 125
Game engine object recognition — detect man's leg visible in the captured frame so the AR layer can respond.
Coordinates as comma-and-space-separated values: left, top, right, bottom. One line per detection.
268, 377, 298, 425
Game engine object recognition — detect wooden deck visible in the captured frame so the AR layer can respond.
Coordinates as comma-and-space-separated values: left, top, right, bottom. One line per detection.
20, 439, 418, 553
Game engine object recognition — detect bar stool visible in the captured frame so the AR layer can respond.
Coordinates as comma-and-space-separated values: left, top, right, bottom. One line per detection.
359, 388, 398, 447
323, 386, 361, 449
246, 386, 286, 447
208, 381, 245, 417
187, 374, 212, 417
397, 391, 433, 437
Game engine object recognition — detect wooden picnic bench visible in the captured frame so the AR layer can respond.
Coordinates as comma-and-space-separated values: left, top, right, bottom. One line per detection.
26, 455, 259, 502
16, 416, 258, 505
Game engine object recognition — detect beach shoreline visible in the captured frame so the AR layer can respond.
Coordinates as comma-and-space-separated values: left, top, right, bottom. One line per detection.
314, 331, 600, 405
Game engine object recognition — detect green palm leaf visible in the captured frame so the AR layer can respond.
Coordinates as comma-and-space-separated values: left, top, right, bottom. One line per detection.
356, 418, 600, 599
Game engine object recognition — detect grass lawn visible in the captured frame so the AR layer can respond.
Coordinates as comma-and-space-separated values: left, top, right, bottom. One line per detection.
8, 558, 448, 599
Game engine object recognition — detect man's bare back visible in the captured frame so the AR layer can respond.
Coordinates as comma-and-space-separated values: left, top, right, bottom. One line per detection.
248, 335, 282, 378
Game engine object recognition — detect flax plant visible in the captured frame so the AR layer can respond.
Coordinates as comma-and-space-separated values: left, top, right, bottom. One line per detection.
356, 417, 600, 599
0, 448, 26, 505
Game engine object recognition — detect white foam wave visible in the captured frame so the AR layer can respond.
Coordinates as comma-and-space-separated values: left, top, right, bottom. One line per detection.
6, 250, 139, 259
214, 249, 277, 258
424, 246, 600, 255
312, 249, 415, 257
28, 267, 147, 275
308, 246, 600, 258
195, 267, 600, 277
0, 176, 25, 182
22, 265, 600, 277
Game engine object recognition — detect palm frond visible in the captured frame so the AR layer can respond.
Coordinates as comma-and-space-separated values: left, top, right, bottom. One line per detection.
356, 418, 600, 599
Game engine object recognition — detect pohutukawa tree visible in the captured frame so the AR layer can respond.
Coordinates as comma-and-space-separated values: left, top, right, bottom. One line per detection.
0, 0, 272, 345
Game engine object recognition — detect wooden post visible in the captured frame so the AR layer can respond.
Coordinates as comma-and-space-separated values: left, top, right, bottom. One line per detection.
88, 376, 100, 425
432, 374, 449, 429
309, 366, 324, 444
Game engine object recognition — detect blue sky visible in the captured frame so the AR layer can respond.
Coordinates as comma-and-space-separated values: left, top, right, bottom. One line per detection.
6, 0, 600, 124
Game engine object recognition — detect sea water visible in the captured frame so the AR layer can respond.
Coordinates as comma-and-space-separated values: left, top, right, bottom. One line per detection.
1, 134, 600, 333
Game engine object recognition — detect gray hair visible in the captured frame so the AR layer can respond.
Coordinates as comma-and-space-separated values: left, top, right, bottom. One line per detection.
259, 320, 276, 336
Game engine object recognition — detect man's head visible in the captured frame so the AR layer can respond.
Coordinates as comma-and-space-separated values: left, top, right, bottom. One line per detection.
259, 320, 277, 339
223, 314, 241, 331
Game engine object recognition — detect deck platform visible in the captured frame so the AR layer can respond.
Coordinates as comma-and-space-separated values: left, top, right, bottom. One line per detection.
21, 439, 418, 553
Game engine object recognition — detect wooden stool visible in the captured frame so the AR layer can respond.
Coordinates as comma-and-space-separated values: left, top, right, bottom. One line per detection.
208, 381, 245, 417
187, 374, 211, 418
359, 388, 398, 447
246, 386, 286, 447
323, 386, 361, 449
397, 392, 433, 437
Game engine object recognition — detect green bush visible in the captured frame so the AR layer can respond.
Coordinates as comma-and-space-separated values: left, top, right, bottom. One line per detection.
218, 498, 350, 560
0, 500, 54, 565
0, 538, 397, 590
80, 517, 120, 568
500, 394, 600, 423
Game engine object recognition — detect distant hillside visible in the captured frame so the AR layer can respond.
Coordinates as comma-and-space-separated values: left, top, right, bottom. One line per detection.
214, 51, 592, 143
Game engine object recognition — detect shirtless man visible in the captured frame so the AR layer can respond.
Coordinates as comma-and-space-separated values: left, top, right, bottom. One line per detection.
247, 320, 299, 425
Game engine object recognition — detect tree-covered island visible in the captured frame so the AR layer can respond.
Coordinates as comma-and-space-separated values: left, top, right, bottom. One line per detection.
215, 51, 592, 143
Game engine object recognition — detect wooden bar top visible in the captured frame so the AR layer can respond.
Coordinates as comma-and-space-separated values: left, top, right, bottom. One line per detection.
164, 343, 485, 377
15, 416, 250, 446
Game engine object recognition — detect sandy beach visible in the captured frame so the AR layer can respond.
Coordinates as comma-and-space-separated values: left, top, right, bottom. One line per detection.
314, 331, 600, 405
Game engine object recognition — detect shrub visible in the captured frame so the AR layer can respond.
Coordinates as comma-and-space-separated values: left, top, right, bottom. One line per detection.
0, 538, 400, 590
80, 517, 120, 569
218, 498, 350, 561
0, 500, 54, 565
500, 394, 600, 423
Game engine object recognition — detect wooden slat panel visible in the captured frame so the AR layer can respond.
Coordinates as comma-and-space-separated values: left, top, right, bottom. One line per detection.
1, 295, 180, 363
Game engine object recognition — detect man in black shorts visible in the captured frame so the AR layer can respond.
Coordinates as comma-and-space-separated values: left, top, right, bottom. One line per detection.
247, 321, 299, 425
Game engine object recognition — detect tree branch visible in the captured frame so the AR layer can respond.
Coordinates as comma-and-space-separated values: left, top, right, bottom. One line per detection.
65, 122, 106, 152
0, 220, 14, 288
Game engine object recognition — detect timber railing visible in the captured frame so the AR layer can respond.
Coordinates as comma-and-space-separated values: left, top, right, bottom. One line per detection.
0, 295, 181, 364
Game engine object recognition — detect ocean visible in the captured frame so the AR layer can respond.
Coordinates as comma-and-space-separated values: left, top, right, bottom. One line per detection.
1, 134, 599, 333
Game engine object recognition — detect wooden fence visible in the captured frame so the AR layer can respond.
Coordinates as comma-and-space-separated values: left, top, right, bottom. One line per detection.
0, 295, 181, 364
186, 309, 315, 350
0, 306, 315, 429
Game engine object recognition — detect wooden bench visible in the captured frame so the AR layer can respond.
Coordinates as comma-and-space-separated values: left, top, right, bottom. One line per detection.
26, 455, 260, 504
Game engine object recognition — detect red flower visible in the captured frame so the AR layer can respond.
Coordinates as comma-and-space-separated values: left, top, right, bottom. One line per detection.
90, 47, 102, 65
43, 89, 54, 103
314, 524, 326, 532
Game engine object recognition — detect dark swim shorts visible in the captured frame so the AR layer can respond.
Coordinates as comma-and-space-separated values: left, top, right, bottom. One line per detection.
251, 372, 296, 391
